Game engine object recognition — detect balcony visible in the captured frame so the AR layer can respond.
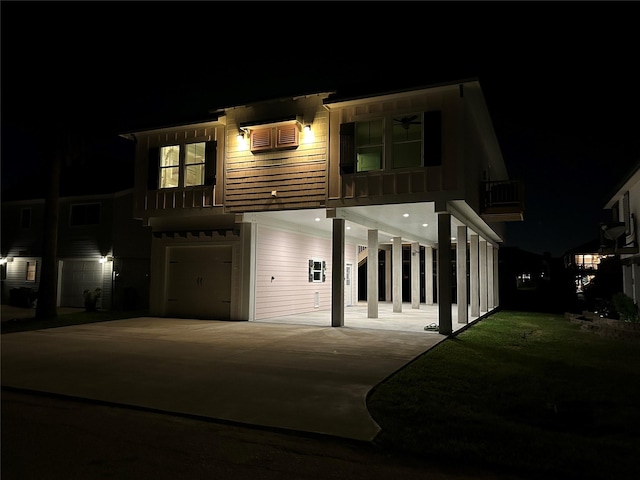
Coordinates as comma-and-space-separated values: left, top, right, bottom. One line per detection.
480, 180, 524, 222
144, 186, 216, 214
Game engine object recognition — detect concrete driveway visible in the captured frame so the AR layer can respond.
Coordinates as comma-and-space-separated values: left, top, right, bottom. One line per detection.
1, 316, 447, 441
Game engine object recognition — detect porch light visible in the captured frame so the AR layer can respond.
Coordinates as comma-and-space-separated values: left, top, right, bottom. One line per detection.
303, 124, 311, 133
99, 256, 113, 264
0, 257, 6, 265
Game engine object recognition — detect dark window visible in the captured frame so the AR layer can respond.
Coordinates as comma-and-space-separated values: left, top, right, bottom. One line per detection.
70, 203, 101, 226
20, 208, 31, 229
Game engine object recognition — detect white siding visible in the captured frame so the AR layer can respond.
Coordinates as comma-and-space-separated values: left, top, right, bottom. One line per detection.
255, 225, 357, 320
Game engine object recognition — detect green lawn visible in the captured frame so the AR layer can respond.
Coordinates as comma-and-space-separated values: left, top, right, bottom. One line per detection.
367, 310, 640, 480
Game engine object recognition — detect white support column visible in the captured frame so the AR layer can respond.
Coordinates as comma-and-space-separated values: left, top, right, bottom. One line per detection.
480, 239, 488, 313
331, 218, 345, 327
425, 246, 434, 305
470, 234, 479, 317
411, 242, 420, 309
623, 264, 634, 301
438, 213, 452, 335
393, 236, 403, 313
487, 244, 494, 310
367, 229, 379, 318
493, 245, 500, 307
384, 247, 392, 302
456, 226, 468, 324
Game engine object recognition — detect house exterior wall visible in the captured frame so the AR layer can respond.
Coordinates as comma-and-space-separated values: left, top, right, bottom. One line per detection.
326, 85, 462, 205
223, 94, 329, 213
132, 122, 226, 224
254, 225, 357, 320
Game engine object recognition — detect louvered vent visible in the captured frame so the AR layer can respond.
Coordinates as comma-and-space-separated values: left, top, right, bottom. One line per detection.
276, 125, 299, 148
250, 129, 272, 152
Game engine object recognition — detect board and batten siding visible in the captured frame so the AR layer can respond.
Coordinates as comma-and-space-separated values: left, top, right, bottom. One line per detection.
254, 225, 357, 320
224, 100, 329, 213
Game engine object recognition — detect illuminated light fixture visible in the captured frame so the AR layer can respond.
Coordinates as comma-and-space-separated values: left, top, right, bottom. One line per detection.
99, 256, 113, 264
403, 213, 409, 217
303, 124, 311, 133
422, 223, 428, 227
346, 226, 351, 230
0, 257, 6, 265
236, 131, 245, 141
314, 217, 321, 222
451, 237, 456, 241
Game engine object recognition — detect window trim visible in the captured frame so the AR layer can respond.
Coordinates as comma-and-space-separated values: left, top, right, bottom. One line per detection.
26, 261, 36, 282
150, 140, 217, 191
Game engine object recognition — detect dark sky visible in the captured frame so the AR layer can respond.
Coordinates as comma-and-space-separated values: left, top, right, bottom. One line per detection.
2, 1, 639, 257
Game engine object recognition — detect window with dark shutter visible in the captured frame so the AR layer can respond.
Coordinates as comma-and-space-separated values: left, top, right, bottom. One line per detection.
339, 122, 356, 174
147, 147, 160, 190
423, 111, 442, 167
205, 140, 217, 185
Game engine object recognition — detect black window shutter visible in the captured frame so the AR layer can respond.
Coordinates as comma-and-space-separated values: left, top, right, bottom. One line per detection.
339, 122, 356, 174
423, 111, 442, 167
147, 147, 160, 190
205, 140, 217, 185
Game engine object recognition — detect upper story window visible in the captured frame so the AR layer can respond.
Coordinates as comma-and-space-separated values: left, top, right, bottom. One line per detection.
356, 119, 384, 172
149, 141, 216, 190
70, 203, 101, 226
20, 207, 32, 229
340, 111, 441, 174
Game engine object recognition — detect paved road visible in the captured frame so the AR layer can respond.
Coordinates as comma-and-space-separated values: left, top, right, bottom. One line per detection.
1, 389, 525, 480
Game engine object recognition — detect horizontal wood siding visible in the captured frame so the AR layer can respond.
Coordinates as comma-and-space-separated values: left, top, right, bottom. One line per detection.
2, 257, 41, 302
225, 98, 328, 213
254, 225, 356, 320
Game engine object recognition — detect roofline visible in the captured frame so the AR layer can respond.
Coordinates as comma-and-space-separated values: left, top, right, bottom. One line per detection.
323, 77, 480, 107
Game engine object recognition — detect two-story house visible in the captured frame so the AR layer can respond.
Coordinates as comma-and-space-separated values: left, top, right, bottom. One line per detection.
125, 79, 523, 334
601, 159, 640, 304
1, 189, 151, 311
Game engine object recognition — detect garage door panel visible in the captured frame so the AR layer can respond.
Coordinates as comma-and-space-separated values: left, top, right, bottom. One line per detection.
61, 260, 103, 308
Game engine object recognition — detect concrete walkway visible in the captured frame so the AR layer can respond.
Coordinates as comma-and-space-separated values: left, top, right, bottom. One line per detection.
1, 304, 490, 441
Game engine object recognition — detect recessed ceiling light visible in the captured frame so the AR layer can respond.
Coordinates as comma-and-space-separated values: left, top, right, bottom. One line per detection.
422, 223, 428, 227
314, 218, 321, 222
346, 226, 351, 230
403, 213, 409, 217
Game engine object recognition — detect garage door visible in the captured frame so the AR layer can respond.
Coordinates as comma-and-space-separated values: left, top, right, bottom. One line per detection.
165, 245, 232, 320
60, 260, 104, 307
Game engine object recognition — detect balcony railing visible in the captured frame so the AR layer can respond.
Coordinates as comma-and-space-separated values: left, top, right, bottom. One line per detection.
480, 180, 524, 222
145, 185, 216, 212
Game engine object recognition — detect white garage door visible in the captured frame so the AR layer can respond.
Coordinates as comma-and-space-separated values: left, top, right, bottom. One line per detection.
165, 245, 232, 320
60, 260, 103, 307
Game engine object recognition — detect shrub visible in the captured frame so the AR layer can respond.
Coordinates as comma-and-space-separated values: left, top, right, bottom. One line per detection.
611, 292, 639, 323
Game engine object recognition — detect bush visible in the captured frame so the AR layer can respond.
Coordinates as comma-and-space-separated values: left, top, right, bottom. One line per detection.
611, 292, 639, 323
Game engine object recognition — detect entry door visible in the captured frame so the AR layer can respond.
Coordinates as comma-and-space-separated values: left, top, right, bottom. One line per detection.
166, 245, 232, 319
345, 262, 353, 306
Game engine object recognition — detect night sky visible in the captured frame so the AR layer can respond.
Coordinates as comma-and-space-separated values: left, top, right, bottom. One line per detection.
2, 1, 639, 257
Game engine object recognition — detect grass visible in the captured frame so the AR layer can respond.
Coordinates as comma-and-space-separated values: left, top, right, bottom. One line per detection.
367, 310, 640, 480
1, 309, 150, 334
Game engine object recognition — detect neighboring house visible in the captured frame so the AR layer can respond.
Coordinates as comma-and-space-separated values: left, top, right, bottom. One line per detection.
602, 159, 640, 304
123, 79, 523, 334
1, 189, 151, 310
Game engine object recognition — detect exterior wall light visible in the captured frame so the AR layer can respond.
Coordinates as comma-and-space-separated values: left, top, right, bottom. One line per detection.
99, 256, 113, 264
303, 124, 311, 133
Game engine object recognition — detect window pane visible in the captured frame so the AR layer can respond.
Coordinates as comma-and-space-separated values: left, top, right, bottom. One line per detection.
356, 120, 383, 146
392, 114, 422, 168
393, 142, 422, 168
185, 142, 205, 165
160, 167, 179, 188
160, 146, 180, 166
184, 165, 204, 187
357, 149, 382, 172
26, 262, 36, 282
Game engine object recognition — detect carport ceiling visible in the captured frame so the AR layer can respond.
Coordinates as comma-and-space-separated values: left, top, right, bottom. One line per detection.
249, 203, 478, 246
